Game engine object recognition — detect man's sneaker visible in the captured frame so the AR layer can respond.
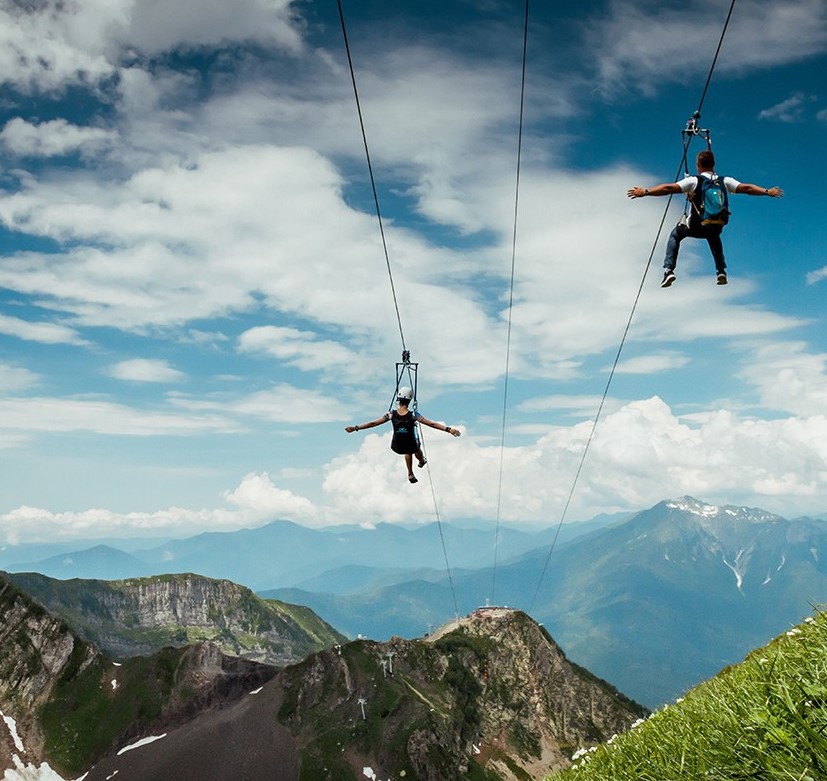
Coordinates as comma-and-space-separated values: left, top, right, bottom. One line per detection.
716, 272, 728, 285
661, 270, 676, 288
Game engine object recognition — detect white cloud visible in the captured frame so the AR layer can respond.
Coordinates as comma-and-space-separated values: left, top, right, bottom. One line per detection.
518, 394, 623, 418
108, 358, 185, 383
0, 150, 805, 401
0, 313, 87, 345
0, 118, 116, 158
758, 92, 816, 123
0, 471, 317, 543
806, 266, 827, 284
238, 325, 355, 373
0, 0, 115, 91
166, 383, 353, 424
613, 352, 691, 374
0, 396, 239, 436
323, 397, 827, 523
118, 0, 302, 56
4, 395, 827, 541
587, 0, 827, 94
232, 383, 349, 424
223, 471, 316, 522
737, 341, 827, 416
0, 0, 303, 93
0, 363, 39, 393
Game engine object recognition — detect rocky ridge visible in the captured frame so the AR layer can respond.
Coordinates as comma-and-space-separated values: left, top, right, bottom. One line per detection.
7, 571, 346, 665
274, 607, 645, 781
0, 573, 277, 779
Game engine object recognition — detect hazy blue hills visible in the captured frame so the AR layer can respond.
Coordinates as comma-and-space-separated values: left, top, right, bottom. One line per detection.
6, 497, 825, 707
264, 497, 827, 707
10, 544, 151, 581
3, 516, 615, 590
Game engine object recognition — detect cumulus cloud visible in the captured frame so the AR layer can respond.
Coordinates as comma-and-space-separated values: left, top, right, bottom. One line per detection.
223, 471, 316, 522
586, 0, 827, 94
232, 383, 350, 424
0, 0, 303, 93
0, 1, 823, 541
758, 92, 817, 123
108, 358, 185, 383
0, 363, 39, 393
323, 397, 827, 524
737, 341, 827, 416
0, 118, 116, 158
0, 396, 239, 436
165, 382, 354, 424
4, 395, 826, 541
238, 326, 355, 374
0, 471, 317, 543
0, 313, 88, 345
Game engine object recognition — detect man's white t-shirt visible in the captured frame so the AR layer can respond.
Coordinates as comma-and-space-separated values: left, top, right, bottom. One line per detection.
676, 171, 741, 193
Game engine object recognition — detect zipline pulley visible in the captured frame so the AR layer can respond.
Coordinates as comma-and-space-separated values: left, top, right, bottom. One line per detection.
391, 350, 419, 412
681, 110, 712, 150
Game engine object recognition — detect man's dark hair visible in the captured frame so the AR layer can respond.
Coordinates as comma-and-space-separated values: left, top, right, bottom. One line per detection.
697, 150, 716, 170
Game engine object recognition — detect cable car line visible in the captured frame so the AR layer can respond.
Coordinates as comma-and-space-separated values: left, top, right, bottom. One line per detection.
336, 0, 460, 624
528, 0, 738, 614
336, 0, 407, 353
491, 0, 530, 607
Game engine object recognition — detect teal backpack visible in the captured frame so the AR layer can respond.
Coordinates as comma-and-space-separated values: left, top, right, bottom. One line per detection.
691, 174, 730, 226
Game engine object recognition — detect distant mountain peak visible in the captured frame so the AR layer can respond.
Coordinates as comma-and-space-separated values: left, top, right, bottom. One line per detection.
665, 496, 783, 525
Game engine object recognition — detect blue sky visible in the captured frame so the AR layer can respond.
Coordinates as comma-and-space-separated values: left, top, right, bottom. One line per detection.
0, 0, 825, 543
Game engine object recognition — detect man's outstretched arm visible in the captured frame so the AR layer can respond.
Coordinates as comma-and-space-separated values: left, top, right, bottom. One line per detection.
735, 183, 783, 197
627, 183, 683, 199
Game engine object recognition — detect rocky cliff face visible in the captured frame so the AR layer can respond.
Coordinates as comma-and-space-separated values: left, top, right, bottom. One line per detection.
3, 574, 646, 781
278, 608, 646, 781
0, 576, 99, 768
0, 573, 278, 779
8, 571, 345, 665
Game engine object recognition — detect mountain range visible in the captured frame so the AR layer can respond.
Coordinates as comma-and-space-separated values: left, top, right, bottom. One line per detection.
263, 497, 827, 706
0, 572, 645, 780
5, 497, 826, 706
1, 515, 620, 589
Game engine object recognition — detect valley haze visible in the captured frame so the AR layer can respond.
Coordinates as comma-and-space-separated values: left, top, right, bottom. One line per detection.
4, 496, 826, 707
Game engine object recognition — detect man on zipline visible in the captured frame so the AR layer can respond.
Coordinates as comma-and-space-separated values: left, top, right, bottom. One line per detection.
345, 387, 461, 484
627, 150, 783, 287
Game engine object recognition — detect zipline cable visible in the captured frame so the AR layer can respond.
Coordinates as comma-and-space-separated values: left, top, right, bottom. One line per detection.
491, 0, 530, 606
337, 0, 460, 624
336, 0, 407, 353
419, 428, 461, 623
528, 0, 737, 613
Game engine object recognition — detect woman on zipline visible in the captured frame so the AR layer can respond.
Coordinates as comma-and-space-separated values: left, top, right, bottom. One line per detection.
345, 387, 461, 483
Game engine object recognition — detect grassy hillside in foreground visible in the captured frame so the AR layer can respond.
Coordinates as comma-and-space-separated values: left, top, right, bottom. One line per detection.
552, 607, 827, 781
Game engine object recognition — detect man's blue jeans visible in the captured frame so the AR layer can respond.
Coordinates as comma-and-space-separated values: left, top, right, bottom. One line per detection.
665, 220, 726, 274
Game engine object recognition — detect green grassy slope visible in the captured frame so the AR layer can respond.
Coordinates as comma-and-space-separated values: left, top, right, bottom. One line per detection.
552, 607, 827, 780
